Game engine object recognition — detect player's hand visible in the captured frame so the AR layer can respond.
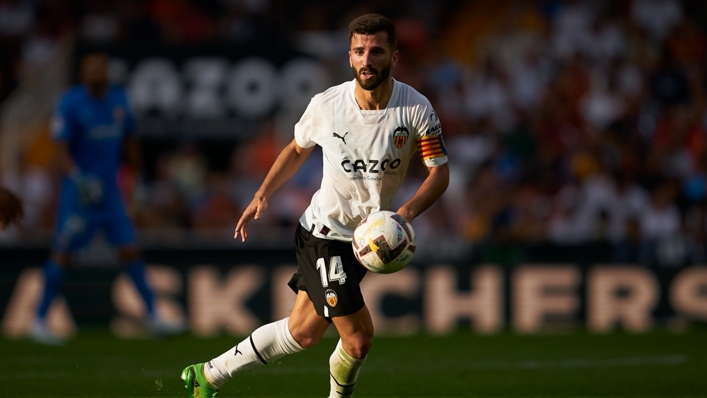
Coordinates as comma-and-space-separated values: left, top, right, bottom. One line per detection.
71, 173, 104, 206
0, 187, 24, 230
234, 195, 268, 242
395, 207, 414, 223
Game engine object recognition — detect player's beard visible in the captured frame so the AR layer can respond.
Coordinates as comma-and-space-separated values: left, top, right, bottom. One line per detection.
352, 61, 391, 91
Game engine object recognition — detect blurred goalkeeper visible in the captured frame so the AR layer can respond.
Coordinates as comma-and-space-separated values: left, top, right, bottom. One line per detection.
31, 53, 182, 345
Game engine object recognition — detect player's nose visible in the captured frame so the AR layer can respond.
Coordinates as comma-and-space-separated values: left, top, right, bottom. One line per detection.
361, 51, 373, 68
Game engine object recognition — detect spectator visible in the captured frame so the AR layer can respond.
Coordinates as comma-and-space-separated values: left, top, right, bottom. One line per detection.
631, 0, 683, 43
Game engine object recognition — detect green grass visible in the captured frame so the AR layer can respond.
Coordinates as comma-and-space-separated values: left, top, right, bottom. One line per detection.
2, 330, 707, 397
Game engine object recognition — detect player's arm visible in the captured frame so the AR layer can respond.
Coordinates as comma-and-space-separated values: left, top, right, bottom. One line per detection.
234, 139, 315, 241
51, 95, 79, 177
396, 162, 449, 223
55, 141, 80, 176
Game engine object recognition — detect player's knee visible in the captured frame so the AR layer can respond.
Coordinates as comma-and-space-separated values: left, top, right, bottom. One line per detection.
343, 331, 373, 358
290, 329, 322, 349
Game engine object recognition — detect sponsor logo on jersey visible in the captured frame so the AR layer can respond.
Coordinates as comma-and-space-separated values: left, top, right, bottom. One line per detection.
333, 132, 348, 145
393, 126, 409, 148
425, 123, 441, 136
325, 289, 338, 307
341, 158, 401, 173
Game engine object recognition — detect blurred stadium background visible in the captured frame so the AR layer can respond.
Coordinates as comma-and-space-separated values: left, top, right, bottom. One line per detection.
1, 0, 707, 396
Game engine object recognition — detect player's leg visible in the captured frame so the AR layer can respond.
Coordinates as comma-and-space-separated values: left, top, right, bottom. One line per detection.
35, 252, 68, 323
33, 186, 93, 345
329, 306, 374, 398
200, 290, 329, 388
293, 223, 373, 398
107, 203, 176, 333
32, 251, 70, 345
117, 244, 189, 337
288, 289, 332, 347
107, 202, 155, 316
117, 246, 154, 317
183, 290, 328, 397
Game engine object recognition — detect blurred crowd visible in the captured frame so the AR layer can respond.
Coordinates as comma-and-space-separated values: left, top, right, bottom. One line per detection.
2, 0, 707, 264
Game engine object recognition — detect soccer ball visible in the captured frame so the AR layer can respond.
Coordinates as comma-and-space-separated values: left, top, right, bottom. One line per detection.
352, 210, 416, 274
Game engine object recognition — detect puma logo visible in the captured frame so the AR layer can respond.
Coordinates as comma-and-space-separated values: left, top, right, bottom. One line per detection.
333, 132, 349, 145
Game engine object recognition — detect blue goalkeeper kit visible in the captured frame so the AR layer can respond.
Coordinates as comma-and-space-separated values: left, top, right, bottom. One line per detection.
50, 85, 137, 252
33, 83, 162, 333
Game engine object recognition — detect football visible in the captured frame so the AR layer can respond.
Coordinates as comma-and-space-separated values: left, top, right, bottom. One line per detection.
352, 210, 416, 274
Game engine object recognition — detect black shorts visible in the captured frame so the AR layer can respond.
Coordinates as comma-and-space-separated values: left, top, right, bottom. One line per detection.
288, 223, 368, 318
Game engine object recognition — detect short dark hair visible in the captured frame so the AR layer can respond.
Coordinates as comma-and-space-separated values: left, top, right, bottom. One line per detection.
348, 13, 396, 50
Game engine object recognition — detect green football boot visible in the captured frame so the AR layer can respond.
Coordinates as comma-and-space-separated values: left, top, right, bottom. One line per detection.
181, 363, 220, 398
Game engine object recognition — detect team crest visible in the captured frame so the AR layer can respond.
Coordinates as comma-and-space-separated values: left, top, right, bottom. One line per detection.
393, 126, 409, 148
325, 289, 338, 307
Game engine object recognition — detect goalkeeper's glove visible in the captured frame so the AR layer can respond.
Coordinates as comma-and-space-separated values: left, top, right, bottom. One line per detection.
70, 172, 104, 206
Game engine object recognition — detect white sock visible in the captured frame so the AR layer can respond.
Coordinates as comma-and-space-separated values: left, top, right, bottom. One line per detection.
203, 318, 305, 388
329, 339, 366, 398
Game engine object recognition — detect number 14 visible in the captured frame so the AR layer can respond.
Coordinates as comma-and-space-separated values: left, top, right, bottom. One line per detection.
317, 256, 347, 286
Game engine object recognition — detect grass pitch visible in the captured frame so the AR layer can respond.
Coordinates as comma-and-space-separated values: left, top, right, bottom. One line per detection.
2, 330, 706, 398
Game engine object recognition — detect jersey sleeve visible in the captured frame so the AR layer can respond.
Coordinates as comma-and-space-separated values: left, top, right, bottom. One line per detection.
50, 93, 78, 143
293, 95, 320, 148
414, 104, 448, 167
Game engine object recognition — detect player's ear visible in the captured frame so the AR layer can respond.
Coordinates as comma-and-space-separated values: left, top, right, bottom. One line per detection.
391, 50, 399, 68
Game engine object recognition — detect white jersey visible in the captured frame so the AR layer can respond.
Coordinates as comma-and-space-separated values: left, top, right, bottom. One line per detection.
295, 78, 448, 242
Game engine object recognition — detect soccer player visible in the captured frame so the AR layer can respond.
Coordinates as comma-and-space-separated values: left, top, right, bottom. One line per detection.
0, 186, 24, 229
182, 13, 449, 398
31, 53, 183, 345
